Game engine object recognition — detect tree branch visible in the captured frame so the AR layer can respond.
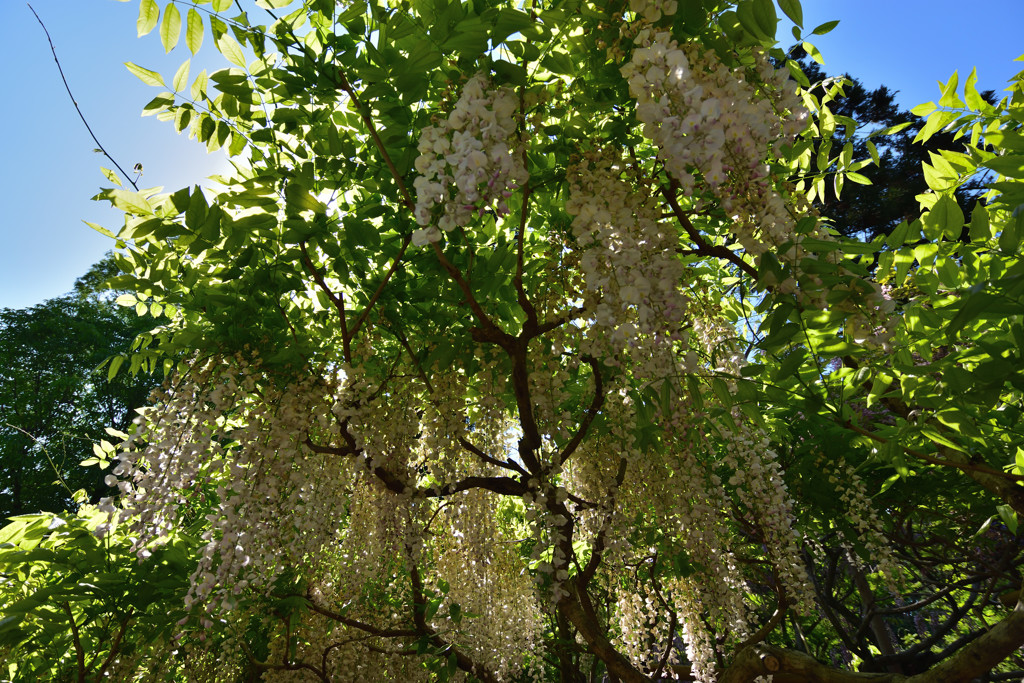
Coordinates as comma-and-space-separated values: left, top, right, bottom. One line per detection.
432, 242, 508, 341
330, 70, 415, 213
458, 436, 528, 476
660, 179, 758, 280
305, 436, 526, 498
844, 421, 1024, 516
61, 602, 86, 683
298, 595, 419, 638
350, 234, 413, 338
93, 608, 134, 680
299, 241, 351, 361
556, 355, 604, 467
722, 597, 1024, 683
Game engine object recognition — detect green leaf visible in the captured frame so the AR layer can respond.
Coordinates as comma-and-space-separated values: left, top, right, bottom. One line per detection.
160, 4, 181, 52
185, 190, 209, 229
492, 8, 533, 44
172, 59, 191, 92
997, 505, 1018, 535
216, 33, 247, 68
446, 651, 458, 679
885, 221, 911, 248
107, 355, 125, 381
922, 195, 964, 241
938, 72, 964, 108
343, 216, 380, 248
802, 41, 823, 65
736, 0, 771, 40
751, 0, 778, 38
285, 182, 327, 214
786, 59, 809, 87
84, 221, 115, 238
212, 0, 233, 11
137, 0, 159, 37
425, 597, 441, 621
107, 190, 155, 216
191, 69, 209, 100
910, 101, 936, 117
964, 67, 991, 112
811, 19, 839, 35
541, 52, 574, 75
777, 0, 802, 27
999, 211, 1022, 253
185, 9, 204, 55
986, 155, 1024, 179
947, 291, 1000, 338
915, 110, 959, 144
100, 167, 123, 187
773, 347, 806, 382
492, 59, 528, 86
970, 203, 991, 242
228, 131, 247, 156
125, 62, 165, 87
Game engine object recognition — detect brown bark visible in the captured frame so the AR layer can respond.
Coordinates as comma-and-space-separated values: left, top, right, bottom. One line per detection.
720, 598, 1024, 683
557, 579, 648, 683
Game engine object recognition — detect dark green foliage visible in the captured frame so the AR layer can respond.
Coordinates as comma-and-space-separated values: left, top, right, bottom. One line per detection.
0, 258, 161, 517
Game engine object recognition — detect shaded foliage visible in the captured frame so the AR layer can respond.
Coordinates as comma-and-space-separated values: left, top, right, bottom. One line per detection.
0, 257, 161, 517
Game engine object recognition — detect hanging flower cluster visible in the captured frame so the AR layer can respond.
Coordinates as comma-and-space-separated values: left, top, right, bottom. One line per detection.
598, 378, 753, 680
721, 421, 818, 613
101, 356, 352, 617
628, 0, 678, 22
622, 31, 809, 256
822, 454, 901, 588
433, 489, 545, 680
412, 73, 528, 246
565, 150, 689, 350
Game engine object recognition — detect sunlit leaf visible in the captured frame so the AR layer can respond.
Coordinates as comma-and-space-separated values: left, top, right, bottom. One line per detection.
160, 4, 181, 53
137, 0, 159, 37
216, 33, 247, 68
777, 0, 802, 27
124, 61, 165, 87
186, 8, 204, 55
172, 59, 191, 93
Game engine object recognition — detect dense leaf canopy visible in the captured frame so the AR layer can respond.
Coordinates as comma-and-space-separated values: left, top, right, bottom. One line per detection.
3, 0, 1024, 681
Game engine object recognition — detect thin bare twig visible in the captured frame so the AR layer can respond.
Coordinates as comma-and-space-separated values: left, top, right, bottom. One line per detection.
299, 241, 351, 360
555, 355, 605, 467
29, 4, 139, 191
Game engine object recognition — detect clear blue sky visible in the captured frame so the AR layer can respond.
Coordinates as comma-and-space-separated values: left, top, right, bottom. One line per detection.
1, 0, 1021, 309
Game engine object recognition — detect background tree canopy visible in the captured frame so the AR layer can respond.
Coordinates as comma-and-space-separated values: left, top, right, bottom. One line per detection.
2, 1, 1024, 682
792, 50, 989, 242
0, 258, 162, 517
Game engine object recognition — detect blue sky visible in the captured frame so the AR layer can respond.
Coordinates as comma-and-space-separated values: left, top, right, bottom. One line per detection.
1, 0, 1021, 309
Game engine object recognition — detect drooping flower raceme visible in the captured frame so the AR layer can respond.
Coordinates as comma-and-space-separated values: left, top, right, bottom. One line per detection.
412, 73, 527, 246
621, 31, 809, 256
565, 150, 689, 351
